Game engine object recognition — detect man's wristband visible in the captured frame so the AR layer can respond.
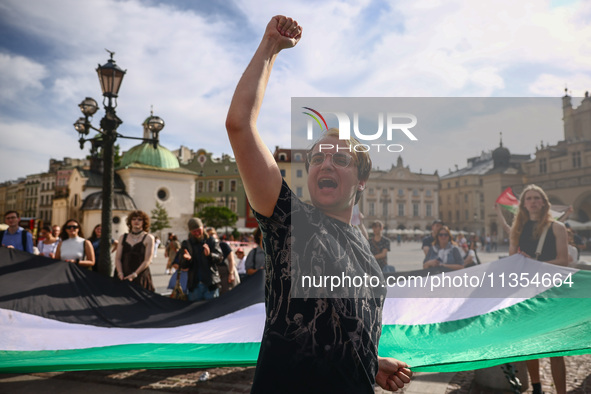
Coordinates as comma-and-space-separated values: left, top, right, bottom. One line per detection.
75, 258, 80, 265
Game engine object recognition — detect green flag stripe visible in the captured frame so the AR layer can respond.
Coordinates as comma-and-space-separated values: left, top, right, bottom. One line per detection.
0, 342, 261, 373
380, 288, 591, 372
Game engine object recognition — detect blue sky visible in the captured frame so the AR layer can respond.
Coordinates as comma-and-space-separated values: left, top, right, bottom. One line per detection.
0, 0, 590, 183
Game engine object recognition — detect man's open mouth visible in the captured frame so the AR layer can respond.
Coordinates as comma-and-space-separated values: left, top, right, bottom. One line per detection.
318, 178, 338, 189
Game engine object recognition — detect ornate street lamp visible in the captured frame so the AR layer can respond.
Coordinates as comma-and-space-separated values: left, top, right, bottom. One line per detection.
74, 50, 165, 276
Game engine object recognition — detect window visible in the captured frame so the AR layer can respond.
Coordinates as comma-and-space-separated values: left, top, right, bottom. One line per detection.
398, 203, 404, 217
279, 153, 287, 161
398, 189, 404, 197
230, 180, 237, 192
413, 203, 419, 217
464, 194, 468, 203
369, 202, 375, 216
229, 198, 237, 213
296, 187, 303, 198
294, 153, 303, 162
296, 169, 303, 178
572, 151, 581, 168
157, 188, 169, 201
207, 181, 214, 192
456, 210, 460, 221
280, 169, 286, 177
539, 158, 547, 174
465, 210, 469, 220
426, 204, 432, 217
426, 190, 432, 197
218, 180, 224, 192
197, 181, 204, 193
412, 189, 419, 197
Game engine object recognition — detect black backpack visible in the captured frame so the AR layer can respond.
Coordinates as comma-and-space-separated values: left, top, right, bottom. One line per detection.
0, 229, 29, 251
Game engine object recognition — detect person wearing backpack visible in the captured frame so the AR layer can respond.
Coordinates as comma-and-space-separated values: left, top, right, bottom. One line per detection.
179, 218, 223, 301
1, 211, 33, 253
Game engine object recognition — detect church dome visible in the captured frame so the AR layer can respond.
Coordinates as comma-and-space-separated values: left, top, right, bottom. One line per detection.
120, 142, 180, 169
492, 142, 510, 168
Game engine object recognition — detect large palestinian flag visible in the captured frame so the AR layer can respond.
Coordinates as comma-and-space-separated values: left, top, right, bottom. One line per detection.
1, 247, 590, 373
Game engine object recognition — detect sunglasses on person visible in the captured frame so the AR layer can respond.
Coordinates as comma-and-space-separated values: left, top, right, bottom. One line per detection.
65, 225, 79, 230
307, 152, 353, 168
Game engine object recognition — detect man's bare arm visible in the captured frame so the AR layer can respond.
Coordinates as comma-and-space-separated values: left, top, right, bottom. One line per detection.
225, 16, 302, 218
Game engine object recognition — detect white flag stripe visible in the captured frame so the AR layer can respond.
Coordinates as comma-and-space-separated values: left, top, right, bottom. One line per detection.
0, 303, 266, 352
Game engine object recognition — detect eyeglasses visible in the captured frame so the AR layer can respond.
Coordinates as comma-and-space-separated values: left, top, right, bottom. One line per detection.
5, 216, 18, 220
307, 152, 353, 168
438, 233, 449, 237
65, 225, 79, 230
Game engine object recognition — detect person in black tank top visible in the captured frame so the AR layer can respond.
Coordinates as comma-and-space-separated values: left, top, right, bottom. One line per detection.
509, 185, 569, 394
115, 210, 155, 292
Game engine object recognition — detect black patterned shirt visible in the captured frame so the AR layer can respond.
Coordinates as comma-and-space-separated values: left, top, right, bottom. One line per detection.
251, 180, 386, 394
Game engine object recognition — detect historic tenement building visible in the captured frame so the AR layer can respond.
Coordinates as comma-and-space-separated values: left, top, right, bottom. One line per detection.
274, 147, 309, 202
520, 91, 591, 222
182, 149, 248, 229
440, 141, 531, 238
360, 156, 439, 232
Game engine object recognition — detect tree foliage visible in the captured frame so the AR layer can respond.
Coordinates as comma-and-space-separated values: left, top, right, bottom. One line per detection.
198, 206, 238, 230
150, 201, 171, 234
194, 197, 215, 212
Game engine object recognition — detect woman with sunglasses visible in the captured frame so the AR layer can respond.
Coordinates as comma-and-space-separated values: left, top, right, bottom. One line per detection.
37, 224, 60, 258
422, 225, 465, 270
225, 15, 411, 393
55, 219, 95, 268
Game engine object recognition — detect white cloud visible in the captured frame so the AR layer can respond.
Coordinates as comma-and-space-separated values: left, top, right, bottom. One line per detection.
0, 53, 47, 102
529, 73, 591, 97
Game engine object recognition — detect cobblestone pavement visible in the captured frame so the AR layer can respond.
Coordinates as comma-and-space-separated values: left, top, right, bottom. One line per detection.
445, 355, 591, 393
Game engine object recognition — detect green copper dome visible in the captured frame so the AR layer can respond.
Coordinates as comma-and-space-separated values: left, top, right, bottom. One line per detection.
120, 142, 180, 169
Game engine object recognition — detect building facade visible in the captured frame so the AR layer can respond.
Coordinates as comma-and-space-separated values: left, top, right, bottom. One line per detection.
360, 156, 439, 232
440, 143, 530, 238
520, 91, 591, 223
39, 172, 56, 224
273, 147, 309, 202
182, 149, 247, 228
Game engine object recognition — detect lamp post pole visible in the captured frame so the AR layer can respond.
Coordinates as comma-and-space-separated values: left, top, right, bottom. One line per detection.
97, 103, 121, 275
74, 50, 164, 276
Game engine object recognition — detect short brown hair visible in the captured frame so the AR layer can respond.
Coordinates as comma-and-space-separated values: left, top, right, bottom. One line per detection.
4, 210, 19, 219
126, 210, 150, 232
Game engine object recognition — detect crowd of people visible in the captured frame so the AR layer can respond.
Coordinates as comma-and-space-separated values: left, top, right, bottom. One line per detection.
1, 15, 588, 393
